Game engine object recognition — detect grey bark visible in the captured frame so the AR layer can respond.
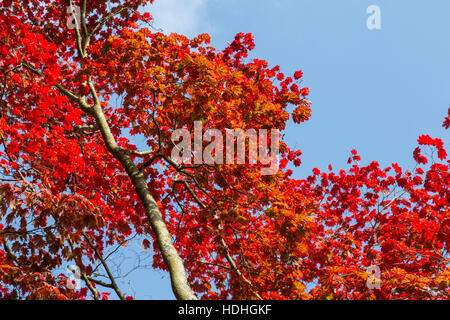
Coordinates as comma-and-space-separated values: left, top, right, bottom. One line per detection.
89, 102, 197, 300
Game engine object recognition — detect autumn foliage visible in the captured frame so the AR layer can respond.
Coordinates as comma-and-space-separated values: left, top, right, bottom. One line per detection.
0, 0, 448, 300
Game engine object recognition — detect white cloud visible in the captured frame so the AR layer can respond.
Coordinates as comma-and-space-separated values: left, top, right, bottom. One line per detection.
146, 0, 210, 36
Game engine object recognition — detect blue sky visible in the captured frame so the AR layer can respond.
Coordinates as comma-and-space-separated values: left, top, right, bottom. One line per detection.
113, 0, 450, 299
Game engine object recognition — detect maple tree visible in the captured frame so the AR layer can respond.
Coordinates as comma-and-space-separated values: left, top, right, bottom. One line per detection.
0, 0, 448, 300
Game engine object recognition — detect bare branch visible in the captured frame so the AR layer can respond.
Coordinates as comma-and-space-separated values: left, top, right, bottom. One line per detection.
80, 0, 89, 38
81, 231, 125, 300
81, 273, 100, 300
86, 276, 114, 289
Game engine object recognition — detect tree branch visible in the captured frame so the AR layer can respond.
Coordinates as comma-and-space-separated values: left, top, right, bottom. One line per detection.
81, 231, 125, 300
